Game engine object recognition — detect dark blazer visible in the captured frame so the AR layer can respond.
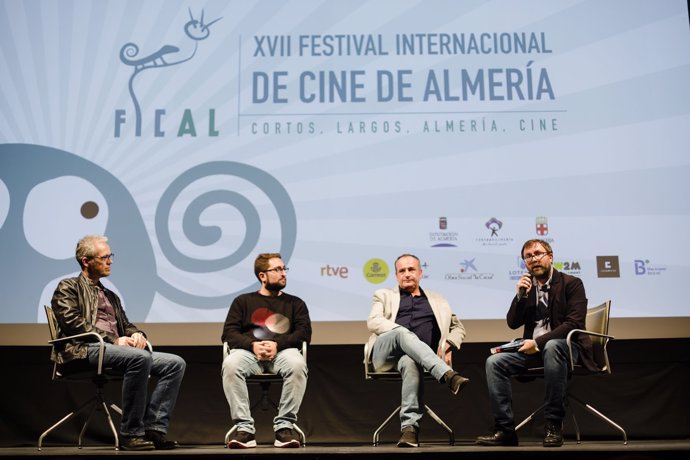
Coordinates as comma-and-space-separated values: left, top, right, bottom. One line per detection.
507, 269, 596, 371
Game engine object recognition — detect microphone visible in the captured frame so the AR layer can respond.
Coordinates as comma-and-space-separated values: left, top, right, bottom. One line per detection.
518, 272, 532, 299
518, 273, 537, 299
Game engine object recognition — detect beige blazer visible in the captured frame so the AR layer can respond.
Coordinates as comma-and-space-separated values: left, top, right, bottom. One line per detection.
366, 287, 466, 360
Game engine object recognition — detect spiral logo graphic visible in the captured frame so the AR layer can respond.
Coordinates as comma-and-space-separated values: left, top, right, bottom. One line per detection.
154, 161, 296, 308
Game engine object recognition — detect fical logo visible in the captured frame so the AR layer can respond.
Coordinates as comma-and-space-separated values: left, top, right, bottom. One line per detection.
114, 9, 222, 138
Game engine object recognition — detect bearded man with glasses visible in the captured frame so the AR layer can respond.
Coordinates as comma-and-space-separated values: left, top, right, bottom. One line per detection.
221, 253, 311, 449
476, 239, 595, 448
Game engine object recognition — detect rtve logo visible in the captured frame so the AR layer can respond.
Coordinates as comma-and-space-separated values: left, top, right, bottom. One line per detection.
320, 264, 349, 279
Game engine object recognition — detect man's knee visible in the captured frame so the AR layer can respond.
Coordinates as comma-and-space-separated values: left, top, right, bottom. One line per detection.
222, 352, 252, 377
389, 327, 419, 348
128, 348, 153, 371
172, 354, 186, 373
485, 353, 502, 372
280, 350, 308, 378
543, 339, 569, 359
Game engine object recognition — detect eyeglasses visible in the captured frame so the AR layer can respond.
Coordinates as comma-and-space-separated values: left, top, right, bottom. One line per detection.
264, 266, 289, 274
523, 252, 550, 262
92, 253, 114, 261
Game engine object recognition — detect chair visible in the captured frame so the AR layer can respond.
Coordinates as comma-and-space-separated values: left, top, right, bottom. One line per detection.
222, 341, 307, 446
38, 305, 123, 450
363, 342, 454, 446
514, 300, 628, 444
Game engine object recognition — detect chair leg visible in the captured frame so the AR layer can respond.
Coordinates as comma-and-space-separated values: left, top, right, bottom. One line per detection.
424, 405, 455, 446
38, 395, 99, 450
293, 423, 306, 446
225, 381, 306, 447
110, 403, 122, 415
568, 394, 628, 444
77, 401, 98, 448
373, 405, 401, 446
566, 399, 582, 444
515, 402, 546, 431
78, 387, 119, 450
224, 425, 238, 446
372, 404, 455, 446
38, 387, 121, 451
99, 397, 120, 450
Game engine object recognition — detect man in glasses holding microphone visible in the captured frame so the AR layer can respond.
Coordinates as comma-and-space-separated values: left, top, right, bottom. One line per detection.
476, 239, 594, 448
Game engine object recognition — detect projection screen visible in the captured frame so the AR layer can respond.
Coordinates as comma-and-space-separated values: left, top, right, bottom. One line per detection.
1, 0, 689, 344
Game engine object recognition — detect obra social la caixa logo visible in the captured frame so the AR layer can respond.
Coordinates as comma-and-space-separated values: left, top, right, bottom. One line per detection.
114, 8, 221, 138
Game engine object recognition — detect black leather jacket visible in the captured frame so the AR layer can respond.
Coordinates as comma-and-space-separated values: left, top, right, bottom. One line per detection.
50, 274, 144, 364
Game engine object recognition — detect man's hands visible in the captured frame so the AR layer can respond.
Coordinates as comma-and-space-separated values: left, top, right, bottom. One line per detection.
115, 332, 147, 349
518, 338, 539, 355
252, 340, 278, 361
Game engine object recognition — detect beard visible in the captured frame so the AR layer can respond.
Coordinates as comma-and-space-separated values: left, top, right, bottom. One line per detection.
265, 279, 286, 292
530, 263, 551, 283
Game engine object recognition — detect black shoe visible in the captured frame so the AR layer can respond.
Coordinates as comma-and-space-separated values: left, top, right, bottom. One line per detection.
274, 428, 301, 448
476, 430, 519, 446
543, 420, 563, 447
144, 430, 179, 450
443, 370, 470, 395
227, 430, 257, 449
119, 435, 155, 451
397, 426, 419, 448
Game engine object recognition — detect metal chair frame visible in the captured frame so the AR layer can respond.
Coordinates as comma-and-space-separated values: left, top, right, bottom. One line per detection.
515, 300, 628, 444
363, 342, 454, 446
38, 305, 122, 451
222, 341, 307, 446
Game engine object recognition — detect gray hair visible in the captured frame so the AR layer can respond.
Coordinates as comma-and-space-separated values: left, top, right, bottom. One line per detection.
75, 235, 108, 268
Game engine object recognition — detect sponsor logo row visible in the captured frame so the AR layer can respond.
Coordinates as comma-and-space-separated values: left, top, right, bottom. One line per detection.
319, 256, 667, 284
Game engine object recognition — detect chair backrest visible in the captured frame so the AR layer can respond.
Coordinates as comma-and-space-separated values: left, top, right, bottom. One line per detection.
363, 342, 375, 378
584, 300, 612, 372
44, 305, 61, 380
44, 304, 59, 341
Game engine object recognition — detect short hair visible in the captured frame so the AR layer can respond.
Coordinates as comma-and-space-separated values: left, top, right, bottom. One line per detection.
520, 239, 553, 259
76, 235, 108, 268
394, 253, 421, 271
254, 252, 282, 280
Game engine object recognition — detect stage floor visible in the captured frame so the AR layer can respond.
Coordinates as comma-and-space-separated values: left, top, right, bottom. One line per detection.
1, 440, 688, 459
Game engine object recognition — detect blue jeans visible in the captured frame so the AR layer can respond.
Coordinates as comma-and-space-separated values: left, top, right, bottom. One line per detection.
221, 347, 308, 433
485, 338, 579, 431
371, 327, 452, 430
87, 343, 186, 437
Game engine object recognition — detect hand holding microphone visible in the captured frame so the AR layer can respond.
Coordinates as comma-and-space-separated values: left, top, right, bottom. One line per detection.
517, 273, 532, 299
